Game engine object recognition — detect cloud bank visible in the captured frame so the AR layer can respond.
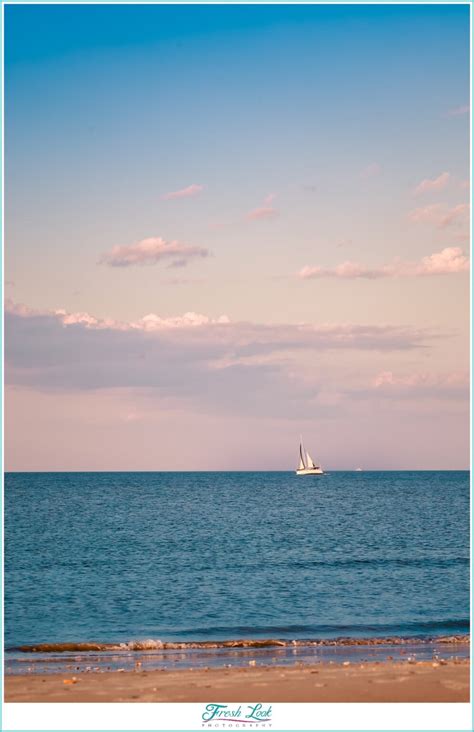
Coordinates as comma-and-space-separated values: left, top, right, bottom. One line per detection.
5, 301, 437, 419
6, 301, 465, 472
6, 299, 432, 344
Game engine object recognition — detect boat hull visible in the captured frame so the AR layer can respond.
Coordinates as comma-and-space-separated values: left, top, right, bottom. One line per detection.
295, 468, 324, 476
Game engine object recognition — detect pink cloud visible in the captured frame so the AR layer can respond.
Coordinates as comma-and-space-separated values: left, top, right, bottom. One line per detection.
247, 207, 277, 221
99, 236, 210, 267
446, 105, 470, 118
6, 302, 442, 440
417, 247, 469, 274
413, 171, 450, 196
246, 193, 278, 221
136, 312, 230, 330
408, 204, 441, 225
4, 300, 230, 331
6, 299, 433, 351
408, 202, 469, 229
360, 163, 382, 179
7, 302, 436, 446
161, 184, 204, 200
56, 310, 102, 327
438, 204, 470, 228
299, 262, 380, 280
373, 370, 468, 390
298, 247, 469, 280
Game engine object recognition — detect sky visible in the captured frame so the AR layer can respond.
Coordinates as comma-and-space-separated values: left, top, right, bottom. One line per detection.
5, 3, 471, 471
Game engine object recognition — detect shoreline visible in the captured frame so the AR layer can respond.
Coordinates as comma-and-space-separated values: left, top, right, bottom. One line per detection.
12, 633, 470, 653
6, 636, 469, 676
6, 636, 470, 702
5, 659, 470, 703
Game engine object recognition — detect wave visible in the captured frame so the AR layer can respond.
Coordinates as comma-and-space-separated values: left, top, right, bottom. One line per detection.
13, 630, 470, 654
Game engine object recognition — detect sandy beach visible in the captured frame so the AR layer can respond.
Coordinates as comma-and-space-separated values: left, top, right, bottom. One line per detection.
5, 659, 470, 703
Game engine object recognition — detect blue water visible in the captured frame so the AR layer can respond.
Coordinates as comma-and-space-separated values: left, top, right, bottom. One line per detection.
4, 471, 470, 650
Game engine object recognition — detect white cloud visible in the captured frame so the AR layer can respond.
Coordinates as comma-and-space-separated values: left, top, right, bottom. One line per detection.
135, 312, 230, 330
53, 306, 230, 331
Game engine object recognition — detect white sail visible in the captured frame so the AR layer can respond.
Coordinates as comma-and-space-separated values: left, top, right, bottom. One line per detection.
306, 451, 316, 469
298, 441, 306, 470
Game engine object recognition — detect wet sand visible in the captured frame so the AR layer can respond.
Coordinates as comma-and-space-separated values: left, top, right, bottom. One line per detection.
5, 659, 470, 703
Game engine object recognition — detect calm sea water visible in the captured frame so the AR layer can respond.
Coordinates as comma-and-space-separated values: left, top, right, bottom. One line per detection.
5, 471, 470, 651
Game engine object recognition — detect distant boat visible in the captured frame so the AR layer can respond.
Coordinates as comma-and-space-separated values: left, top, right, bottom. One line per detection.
355, 467, 363, 472
296, 437, 324, 475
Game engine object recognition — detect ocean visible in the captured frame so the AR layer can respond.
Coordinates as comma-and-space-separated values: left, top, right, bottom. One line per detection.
5, 471, 470, 672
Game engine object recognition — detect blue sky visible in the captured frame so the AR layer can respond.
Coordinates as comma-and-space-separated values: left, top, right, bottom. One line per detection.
5, 4, 471, 470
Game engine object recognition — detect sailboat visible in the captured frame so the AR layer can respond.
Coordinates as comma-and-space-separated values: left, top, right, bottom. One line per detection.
296, 437, 324, 475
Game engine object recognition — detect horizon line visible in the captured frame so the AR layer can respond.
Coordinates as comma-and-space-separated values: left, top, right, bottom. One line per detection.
4, 468, 470, 474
